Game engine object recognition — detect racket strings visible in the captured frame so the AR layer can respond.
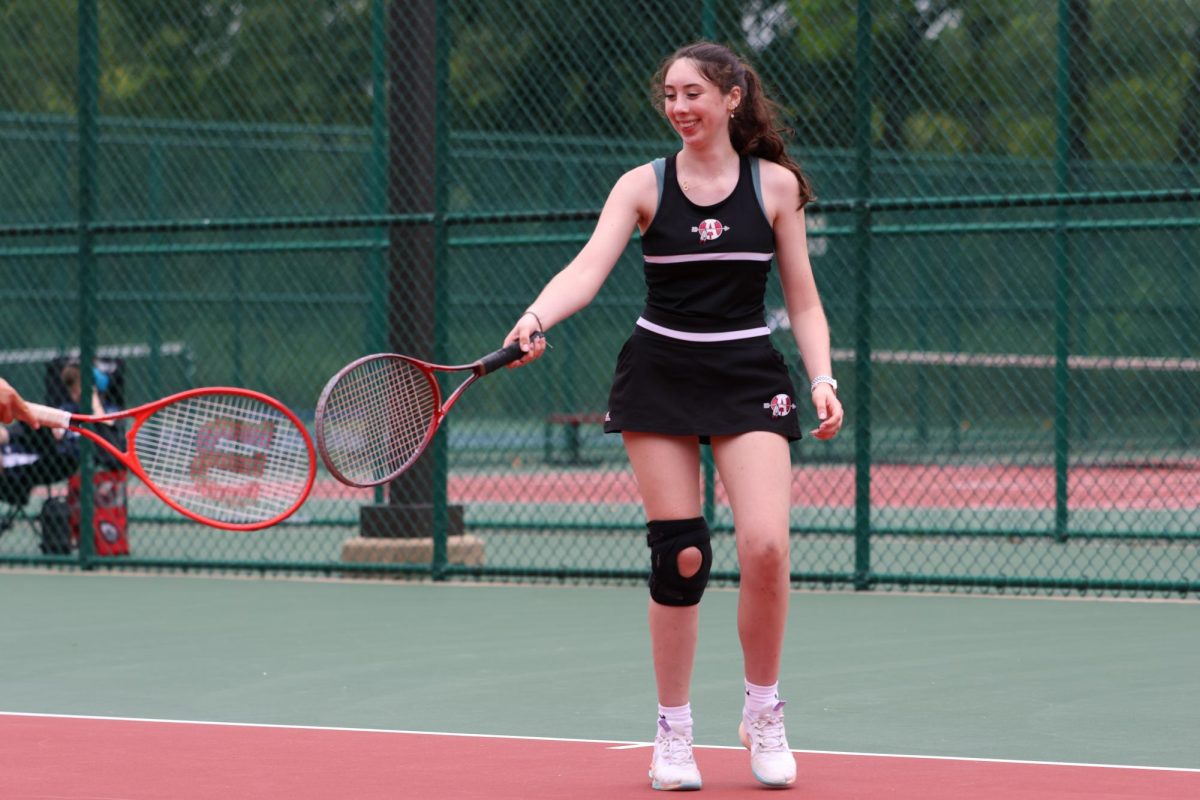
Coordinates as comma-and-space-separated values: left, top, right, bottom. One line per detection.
136, 394, 312, 525
319, 357, 438, 485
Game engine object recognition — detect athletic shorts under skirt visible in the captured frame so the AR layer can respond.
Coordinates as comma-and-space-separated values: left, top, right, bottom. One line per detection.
603, 326, 802, 444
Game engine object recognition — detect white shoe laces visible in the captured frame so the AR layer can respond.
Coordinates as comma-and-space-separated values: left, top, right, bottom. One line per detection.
745, 705, 788, 754
655, 719, 697, 767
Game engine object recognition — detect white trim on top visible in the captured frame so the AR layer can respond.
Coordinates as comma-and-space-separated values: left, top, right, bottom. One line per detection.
636, 317, 770, 342
644, 251, 774, 264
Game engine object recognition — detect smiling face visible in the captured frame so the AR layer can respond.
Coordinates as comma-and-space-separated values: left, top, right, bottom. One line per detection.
663, 57, 740, 147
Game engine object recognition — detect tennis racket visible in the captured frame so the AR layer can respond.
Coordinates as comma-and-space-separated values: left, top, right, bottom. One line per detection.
28, 387, 316, 531
315, 336, 541, 487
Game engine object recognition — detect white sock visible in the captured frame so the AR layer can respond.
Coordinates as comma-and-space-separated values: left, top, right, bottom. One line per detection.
658, 702, 693, 737
744, 679, 779, 716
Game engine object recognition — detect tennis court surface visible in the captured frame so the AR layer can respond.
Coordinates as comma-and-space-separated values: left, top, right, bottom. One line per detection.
1, 572, 1197, 798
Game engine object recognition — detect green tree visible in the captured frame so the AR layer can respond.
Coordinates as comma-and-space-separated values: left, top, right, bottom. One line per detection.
100, 1, 376, 125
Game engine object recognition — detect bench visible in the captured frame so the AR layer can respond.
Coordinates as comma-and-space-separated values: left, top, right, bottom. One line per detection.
543, 412, 607, 464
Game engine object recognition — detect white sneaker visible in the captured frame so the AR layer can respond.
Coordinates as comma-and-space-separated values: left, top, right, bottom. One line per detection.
738, 701, 796, 788
649, 717, 702, 791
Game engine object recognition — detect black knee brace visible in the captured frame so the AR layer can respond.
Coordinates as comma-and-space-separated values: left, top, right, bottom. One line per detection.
647, 517, 713, 607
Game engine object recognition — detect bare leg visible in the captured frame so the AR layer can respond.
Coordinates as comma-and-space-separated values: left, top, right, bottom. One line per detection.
623, 432, 703, 707
712, 431, 793, 686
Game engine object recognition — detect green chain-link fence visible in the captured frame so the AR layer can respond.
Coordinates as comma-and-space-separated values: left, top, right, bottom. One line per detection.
1, 1, 1197, 595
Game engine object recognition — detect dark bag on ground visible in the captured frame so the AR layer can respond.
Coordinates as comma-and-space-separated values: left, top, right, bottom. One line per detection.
39, 497, 72, 555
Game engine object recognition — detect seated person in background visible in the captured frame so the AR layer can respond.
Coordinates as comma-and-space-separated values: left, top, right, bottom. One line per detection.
53, 363, 119, 453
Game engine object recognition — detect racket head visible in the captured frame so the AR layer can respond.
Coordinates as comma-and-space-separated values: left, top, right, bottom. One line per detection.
314, 354, 442, 487
124, 388, 316, 531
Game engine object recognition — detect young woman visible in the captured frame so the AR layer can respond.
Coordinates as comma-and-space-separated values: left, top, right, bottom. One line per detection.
505, 41, 843, 791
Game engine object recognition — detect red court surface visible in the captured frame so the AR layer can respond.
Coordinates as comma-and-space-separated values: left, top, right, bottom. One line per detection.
447, 463, 1200, 510
3, 713, 1197, 799
234, 462, 1200, 510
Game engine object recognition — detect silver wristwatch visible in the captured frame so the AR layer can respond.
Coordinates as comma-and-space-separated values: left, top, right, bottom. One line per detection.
810, 375, 838, 393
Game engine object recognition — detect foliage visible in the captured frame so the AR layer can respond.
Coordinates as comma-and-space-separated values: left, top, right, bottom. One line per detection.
1, 1, 1198, 164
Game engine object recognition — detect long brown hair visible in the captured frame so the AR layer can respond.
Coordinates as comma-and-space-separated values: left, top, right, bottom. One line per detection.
653, 41, 814, 208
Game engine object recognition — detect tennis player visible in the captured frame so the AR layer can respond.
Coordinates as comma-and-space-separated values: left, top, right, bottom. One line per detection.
0, 378, 38, 427
506, 41, 842, 790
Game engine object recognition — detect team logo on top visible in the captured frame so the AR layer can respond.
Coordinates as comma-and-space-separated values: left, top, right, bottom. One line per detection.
764, 394, 794, 418
692, 218, 729, 242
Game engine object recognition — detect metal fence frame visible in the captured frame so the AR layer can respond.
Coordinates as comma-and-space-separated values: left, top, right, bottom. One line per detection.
0, 0, 1197, 596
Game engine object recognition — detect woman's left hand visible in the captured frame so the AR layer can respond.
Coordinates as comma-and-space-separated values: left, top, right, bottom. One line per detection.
810, 385, 843, 439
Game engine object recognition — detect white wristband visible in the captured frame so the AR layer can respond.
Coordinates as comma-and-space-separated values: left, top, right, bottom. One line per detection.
810, 375, 837, 393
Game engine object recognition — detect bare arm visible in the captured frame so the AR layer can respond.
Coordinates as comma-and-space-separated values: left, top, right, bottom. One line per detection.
762, 162, 844, 440
505, 164, 655, 363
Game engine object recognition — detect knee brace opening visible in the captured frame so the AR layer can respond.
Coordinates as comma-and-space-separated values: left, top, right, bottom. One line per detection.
647, 517, 713, 607
676, 546, 703, 579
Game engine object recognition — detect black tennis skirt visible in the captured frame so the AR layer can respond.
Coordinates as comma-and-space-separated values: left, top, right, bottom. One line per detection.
603, 326, 802, 444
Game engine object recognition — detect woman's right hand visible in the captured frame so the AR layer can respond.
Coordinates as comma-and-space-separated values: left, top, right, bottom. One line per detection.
504, 311, 549, 368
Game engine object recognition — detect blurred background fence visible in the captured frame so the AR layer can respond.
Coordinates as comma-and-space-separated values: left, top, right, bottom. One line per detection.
0, 0, 1197, 595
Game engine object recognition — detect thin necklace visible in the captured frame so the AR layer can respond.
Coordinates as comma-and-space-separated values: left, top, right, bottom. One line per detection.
680, 161, 735, 192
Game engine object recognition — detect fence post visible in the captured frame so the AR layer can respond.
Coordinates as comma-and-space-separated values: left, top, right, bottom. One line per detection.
431, 0, 451, 579
76, 0, 99, 570
852, 0, 874, 591
358, 0, 461, 575
1053, 0, 1089, 543
146, 142, 164, 396
369, 0, 388, 508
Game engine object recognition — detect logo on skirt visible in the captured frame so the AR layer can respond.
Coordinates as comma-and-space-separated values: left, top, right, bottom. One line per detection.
764, 394, 794, 417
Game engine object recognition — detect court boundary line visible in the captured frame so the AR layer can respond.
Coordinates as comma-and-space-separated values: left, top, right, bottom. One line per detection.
3, 711, 1197, 775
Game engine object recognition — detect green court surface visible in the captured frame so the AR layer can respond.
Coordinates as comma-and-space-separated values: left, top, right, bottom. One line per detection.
0, 571, 1196, 771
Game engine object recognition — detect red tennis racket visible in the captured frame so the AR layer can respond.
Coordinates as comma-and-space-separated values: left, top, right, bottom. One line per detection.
315, 337, 540, 487
28, 387, 316, 531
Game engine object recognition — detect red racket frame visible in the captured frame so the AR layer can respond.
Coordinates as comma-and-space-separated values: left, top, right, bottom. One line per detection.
29, 387, 316, 531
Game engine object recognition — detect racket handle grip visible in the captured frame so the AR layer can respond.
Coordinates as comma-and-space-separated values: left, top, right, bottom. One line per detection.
26, 403, 72, 429
477, 332, 544, 375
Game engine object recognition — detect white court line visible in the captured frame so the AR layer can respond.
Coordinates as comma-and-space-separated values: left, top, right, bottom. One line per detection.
2, 711, 1197, 774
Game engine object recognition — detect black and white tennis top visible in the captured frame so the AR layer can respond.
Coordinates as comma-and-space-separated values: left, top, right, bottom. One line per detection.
603, 153, 800, 441
638, 154, 774, 339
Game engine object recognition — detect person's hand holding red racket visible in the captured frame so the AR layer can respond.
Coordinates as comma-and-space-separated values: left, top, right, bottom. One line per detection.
0, 378, 38, 428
